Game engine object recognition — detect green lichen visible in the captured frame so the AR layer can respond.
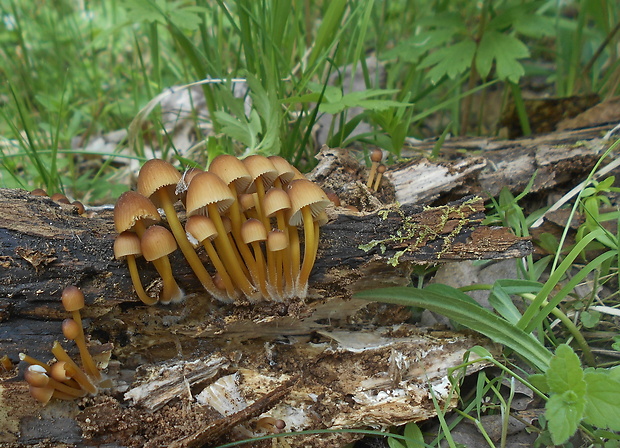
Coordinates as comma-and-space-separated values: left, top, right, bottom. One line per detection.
358, 197, 479, 266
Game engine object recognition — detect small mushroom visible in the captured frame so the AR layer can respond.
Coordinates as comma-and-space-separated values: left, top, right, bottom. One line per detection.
267, 230, 288, 299
138, 159, 225, 301
287, 179, 331, 298
263, 188, 295, 296
185, 215, 237, 302
243, 155, 278, 230
114, 231, 157, 305
366, 148, 383, 188
50, 341, 97, 394
61, 286, 101, 379
186, 172, 258, 301
50, 193, 70, 204
373, 164, 386, 191
114, 190, 161, 237
255, 416, 286, 433
241, 218, 269, 299
140, 225, 185, 304
24, 364, 85, 398
267, 155, 296, 188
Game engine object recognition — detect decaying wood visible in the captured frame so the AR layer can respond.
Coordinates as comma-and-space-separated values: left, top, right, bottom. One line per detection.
374, 122, 618, 205
0, 148, 531, 447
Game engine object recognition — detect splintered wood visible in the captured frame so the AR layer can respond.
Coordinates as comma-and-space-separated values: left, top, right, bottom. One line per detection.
0, 146, 533, 447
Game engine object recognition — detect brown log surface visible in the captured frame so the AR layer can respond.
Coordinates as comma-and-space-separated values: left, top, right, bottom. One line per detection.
0, 148, 534, 447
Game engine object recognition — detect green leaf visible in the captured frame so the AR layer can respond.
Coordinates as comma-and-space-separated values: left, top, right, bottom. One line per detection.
419, 40, 476, 84
580, 310, 601, 328
546, 344, 586, 397
354, 286, 552, 371
546, 390, 586, 445
583, 371, 620, 431
528, 373, 549, 393
214, 110, 257, 149
403, 421, 424, 448
476, 31, 529, 82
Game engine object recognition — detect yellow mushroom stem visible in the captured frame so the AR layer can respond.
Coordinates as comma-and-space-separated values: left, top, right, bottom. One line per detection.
19, 353, 51, 372
249, 239, 268, 297
253, 177, 271, 230
51, 342, 97, 394
224, 186, 258, 282
207, 203, 258, 300
202, 238, 237, 299
155, 189, 227, 302
288, 224, 301, 296
125, 254, 157, 305
132, 219, 184, 301
297, 207, 317, 298
373, 164, 386, 191
274, 211, 294, 296
66, 312, 101, 380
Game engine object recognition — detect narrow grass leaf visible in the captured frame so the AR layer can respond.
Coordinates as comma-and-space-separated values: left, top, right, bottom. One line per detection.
354, 286, 552, 371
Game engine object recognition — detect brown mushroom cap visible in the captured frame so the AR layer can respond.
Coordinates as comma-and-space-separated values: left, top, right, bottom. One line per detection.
62, 318, 82, 341
114, 232, 142, 259
114, 191, 161, 234
370, 148, 383, 163
30, 188, 48, 197
140, 225, 178, 261
185, 172, 235, 217
267, 156, 296, 184
263, 188, 292, 217
185, 215, 218, 242
208, 154, 253, 193
51, 193, 70, 204
267, 229, 288, 251
287, 179, 331, 226
241, 218, 267, 244
61, 286, 85, 312
242, 155, 278, 193
137, 159, 182, 208
376, 164, 387, 174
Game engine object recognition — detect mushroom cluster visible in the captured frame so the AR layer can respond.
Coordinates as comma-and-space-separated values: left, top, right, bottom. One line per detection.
20, 286, 102, 403
114, 155, 331, 304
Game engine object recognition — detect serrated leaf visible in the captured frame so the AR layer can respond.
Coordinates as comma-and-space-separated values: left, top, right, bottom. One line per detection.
420, 40, 476, 84
476, 31, 529, 82
546, 390, 586, 445
546, 344, 586, 396
583, 371, 620, 431
214, 111, 257, 149
382, 29, 456, 62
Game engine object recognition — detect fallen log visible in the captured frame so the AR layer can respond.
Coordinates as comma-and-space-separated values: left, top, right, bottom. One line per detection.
0, 148, 530, 447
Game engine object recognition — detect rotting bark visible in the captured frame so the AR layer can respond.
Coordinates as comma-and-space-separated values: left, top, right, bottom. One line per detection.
0, 148, 532, 448
377, 122, 618, 205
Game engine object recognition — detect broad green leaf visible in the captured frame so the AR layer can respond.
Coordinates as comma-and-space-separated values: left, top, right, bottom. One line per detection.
546, 344, 586, 396
214, 111, 257, 149
476, 31, 529, 82
580, 310, 601, 328
528, 373, 549, 393
488, 281, 531, 324
419, 40, 476, 84
403, 421, 424, 447
583, 371, 620, 431
546, 390, 586, 445
354, 286, 552, 371
513, 14, 555, 38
